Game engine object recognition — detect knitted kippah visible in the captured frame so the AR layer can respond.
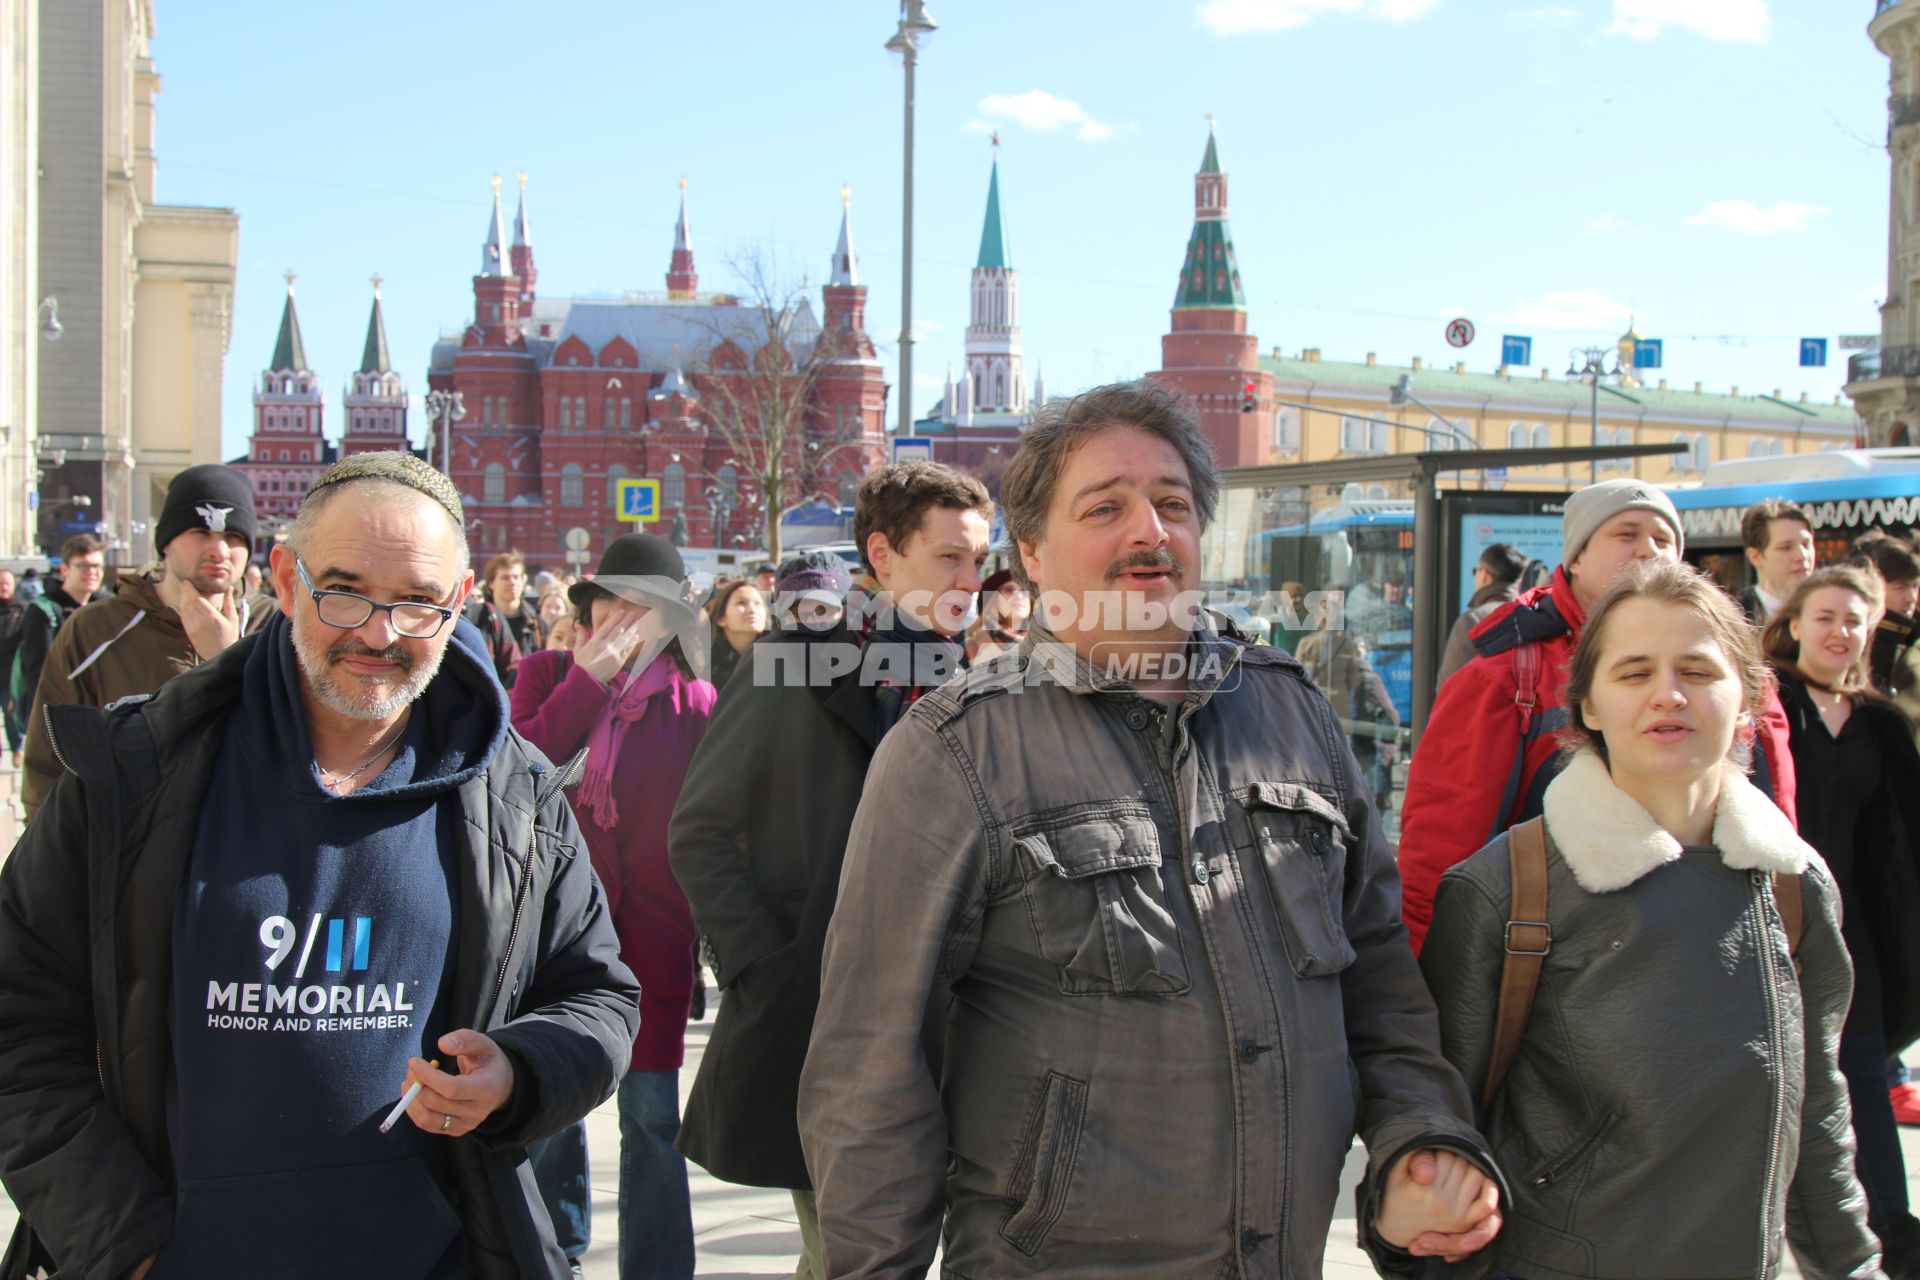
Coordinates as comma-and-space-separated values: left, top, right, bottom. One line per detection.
307, 451, 465, 531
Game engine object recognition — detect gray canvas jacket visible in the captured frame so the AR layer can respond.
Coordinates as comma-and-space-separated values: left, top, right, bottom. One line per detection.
798, 628, 1501, 1280
1420, 752, 1881, 1280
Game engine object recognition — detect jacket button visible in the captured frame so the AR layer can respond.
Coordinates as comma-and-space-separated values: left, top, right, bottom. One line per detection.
1125, 707, 1150, 731
1241, 1228, 1263, 1255
1192, 860, 1210, 885
1309, 830, 1330, 855
1238, 1038, 1260, 1063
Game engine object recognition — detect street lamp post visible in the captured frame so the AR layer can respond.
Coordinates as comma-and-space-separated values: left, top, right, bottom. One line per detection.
1566, 347, 1629, 485
1384, 376, 1479, 451
423, 389, 466, 478
886, 1, 937, 439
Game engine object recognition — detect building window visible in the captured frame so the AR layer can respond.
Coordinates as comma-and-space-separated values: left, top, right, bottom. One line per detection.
1530, 424, 1553, 450
839, 472, 859, 507
1691, 433, 1712, 472
716, 464, 738, 508
1273, 407, 1300, 453
484, 463, 506, 504
576, 397, 589, 430
1369, 421, 1389, 453
1671, 432, 1694, 473
1340, 417, 1364, 453
279, 450, 290, 462
560, 464, 584, 507
664, 463, 686, 509
1507, 422, 1528, 450
618, 399, 632, 432
557, 398, 571, 432
606, 464, 629, 506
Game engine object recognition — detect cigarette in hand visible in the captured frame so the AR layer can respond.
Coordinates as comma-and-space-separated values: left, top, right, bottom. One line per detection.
378, 1059, 439, 1134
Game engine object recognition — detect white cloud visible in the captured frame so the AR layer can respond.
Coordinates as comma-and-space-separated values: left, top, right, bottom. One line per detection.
1496, 289, 1638, 330
1514, 5, 1575, 21
972, 91, 1119, 142
1605, 0, 1769, 43
1683, 199, 1828, 233
914, 373, 946, 390
1586, 212, 1636, 233
1436, 302, 1465, 319
1195, 0, 1437, 35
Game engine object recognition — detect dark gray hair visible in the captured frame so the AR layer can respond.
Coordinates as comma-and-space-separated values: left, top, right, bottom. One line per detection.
1000, 380, 1220, 586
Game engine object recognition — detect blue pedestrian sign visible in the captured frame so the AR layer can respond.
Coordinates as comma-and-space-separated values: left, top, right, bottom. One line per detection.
1501, 335, 1532, 367
615, 479, 661, 523
1799, 338, 1829, 368
1632, 339, 1662, 370
891, 436, 934, 463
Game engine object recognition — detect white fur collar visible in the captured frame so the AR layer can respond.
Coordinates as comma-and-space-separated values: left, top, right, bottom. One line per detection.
1541, 751, 1813, 893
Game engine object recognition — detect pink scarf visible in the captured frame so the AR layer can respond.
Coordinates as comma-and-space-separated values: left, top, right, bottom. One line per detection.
573, 651, 681, 828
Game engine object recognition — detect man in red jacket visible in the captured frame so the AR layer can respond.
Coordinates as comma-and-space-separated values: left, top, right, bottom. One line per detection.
1398, 478, 1798, 953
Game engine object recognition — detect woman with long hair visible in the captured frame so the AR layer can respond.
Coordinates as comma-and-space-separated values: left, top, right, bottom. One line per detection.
510, 533, 716, 1280
1422, 560, 1880, 1279
1764, 563, 1920, 1274
705, 576, 768, 694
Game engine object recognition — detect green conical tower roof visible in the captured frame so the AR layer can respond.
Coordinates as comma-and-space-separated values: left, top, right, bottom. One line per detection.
976, 157, 1010, 270
359, 285, 392, 374
1172, 221, 1245, 309
1172, 124, 1244, 311
269, 274, 309, 372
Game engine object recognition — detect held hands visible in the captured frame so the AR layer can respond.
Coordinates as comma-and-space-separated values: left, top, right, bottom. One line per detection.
575, 612, 650, 685
402, 1030, 516, 1138
1375, 1147, 1503, 1262
161, 576, 242, 660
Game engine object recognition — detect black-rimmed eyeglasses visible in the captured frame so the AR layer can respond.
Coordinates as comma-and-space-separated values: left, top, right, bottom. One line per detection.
295, 557, 457, 639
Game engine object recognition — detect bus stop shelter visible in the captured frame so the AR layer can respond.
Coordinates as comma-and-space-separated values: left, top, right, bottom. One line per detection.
1221, 442, 1686, 743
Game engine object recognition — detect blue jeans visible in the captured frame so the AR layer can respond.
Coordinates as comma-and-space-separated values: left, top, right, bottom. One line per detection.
529, 1120, 591, 1260
618, 1069, 693, 1280
1841, 1025, 1911, 1233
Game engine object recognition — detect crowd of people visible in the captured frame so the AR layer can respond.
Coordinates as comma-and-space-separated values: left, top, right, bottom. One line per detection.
0, 380, 1915, 1280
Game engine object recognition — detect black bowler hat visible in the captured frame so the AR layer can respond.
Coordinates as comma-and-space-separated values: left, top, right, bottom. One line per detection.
569, 534, 694, 623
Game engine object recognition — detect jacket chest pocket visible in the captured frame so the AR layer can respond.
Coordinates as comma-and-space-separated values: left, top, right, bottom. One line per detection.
1012, 805, 1189, 996
1235, 783, 1357, 978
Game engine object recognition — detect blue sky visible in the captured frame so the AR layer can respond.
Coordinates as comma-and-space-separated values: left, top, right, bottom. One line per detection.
147, 0, 1888, 461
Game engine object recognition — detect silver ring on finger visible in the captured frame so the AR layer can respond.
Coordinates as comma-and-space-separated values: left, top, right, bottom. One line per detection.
441, 1112, 453, 1132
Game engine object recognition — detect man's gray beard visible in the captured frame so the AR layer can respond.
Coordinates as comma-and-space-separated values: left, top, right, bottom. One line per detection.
292, 610, 446, 722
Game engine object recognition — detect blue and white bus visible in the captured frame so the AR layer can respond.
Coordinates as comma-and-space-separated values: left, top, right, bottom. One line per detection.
1667, 448, 1920, 590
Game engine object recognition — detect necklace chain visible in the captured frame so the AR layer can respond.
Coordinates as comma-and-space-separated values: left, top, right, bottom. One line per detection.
316, 716, 409, 792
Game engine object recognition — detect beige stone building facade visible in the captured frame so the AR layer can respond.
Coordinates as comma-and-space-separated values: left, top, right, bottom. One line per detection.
0, 0, 42, 559
32, 0, 236, 562
1262, 346, 1861, 485
1846, 0, 1920, 445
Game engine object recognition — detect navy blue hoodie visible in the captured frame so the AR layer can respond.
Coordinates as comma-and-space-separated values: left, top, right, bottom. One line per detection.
159, 614, 507, 1278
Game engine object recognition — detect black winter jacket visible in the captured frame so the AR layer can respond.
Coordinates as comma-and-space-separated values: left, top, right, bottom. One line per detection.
668, 622, 888, 1190
0, 629, 639, 1280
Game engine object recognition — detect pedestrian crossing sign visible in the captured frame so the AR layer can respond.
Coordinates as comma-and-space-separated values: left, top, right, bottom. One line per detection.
616, 479, 660, 523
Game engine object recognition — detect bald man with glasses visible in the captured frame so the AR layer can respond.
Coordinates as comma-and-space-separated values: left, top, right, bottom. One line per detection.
0, 452, 638, 1280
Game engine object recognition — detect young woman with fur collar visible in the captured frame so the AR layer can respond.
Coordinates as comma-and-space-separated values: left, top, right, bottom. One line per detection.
1421, 561, 1881, 1280
1765, 564, 1920, 1277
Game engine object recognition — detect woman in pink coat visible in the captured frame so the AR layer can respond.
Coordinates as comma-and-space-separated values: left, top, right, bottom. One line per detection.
510, 533, 715, 1280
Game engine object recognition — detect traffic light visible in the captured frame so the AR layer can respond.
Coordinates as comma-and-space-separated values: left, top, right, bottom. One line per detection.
1241, 381, 1256, 413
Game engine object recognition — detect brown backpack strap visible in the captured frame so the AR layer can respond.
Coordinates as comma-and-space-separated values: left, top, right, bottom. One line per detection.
1771, 870, 1803, 975
1483, 817, 1552, 1113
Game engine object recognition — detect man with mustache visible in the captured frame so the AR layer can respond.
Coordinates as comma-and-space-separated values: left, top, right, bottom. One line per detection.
21, 465, 262, 820
799, 381, 1505, 1280
0, 450, 638, 1279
